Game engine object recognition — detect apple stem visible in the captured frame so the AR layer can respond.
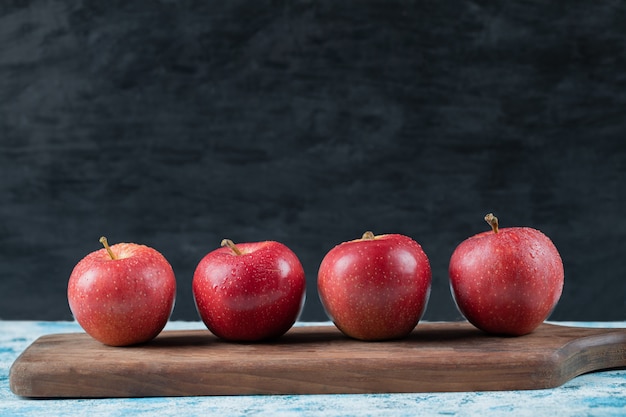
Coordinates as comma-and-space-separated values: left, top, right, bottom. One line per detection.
99, 236, 117, 260
361, 231, 375, 240
221, 239, 243, 255
484, 213, 499, 234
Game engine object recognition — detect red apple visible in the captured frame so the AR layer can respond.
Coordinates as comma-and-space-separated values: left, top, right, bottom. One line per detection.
317, 232, 432, 341
192, 239, 306, 342
67, 237, 177, 346
449, 214, 564, 336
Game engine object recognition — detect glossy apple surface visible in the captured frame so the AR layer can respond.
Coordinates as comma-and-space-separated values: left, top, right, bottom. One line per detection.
449, 214, 564, 336
192, 239, 306, 342
317, 232, 432, 341
67, 237, 177, 346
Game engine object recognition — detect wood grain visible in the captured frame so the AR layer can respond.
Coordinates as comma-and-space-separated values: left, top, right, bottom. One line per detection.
9, 323, 626, 398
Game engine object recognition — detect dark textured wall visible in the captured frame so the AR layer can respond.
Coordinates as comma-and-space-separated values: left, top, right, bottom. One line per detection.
1, 1, 625, 322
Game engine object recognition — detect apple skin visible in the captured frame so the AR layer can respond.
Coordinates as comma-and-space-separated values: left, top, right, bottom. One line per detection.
67, 241, 177, 346
449, 216, 564, 336
192, 240, 306, 342
317, 232, 432, 341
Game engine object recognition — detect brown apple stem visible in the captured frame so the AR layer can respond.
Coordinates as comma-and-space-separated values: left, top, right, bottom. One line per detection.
361, 231, 376, 240
99, 236, 117, 260
221, 239, 243, 255
484, 213, 499, 234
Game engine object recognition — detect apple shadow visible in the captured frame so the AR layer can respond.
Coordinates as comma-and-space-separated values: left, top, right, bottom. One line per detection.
142, 330, 216, 348
409, 325, 487, 343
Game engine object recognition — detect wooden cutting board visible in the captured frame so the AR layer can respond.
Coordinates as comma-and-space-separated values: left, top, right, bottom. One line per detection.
9, 322, 626, 398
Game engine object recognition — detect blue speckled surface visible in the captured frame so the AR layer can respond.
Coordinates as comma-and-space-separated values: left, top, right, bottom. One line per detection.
2, 321, 625, 417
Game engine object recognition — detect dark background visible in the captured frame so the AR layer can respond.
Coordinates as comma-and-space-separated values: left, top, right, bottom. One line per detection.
1, 1, 625, 322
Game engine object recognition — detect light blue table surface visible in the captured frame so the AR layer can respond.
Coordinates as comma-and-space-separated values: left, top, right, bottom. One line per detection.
1, 320, 625, 417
